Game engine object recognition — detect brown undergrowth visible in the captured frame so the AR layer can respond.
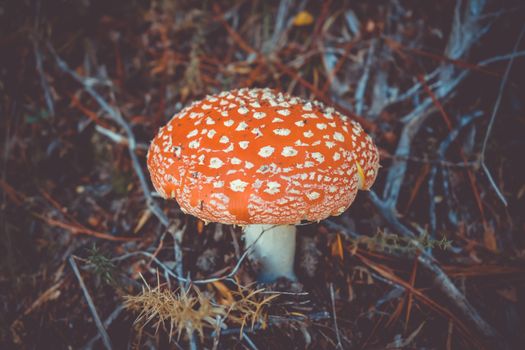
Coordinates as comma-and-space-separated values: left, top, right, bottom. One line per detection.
124, 275, 279, 342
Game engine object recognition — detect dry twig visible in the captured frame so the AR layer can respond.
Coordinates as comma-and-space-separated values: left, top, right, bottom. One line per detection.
82, 306, 125, 350
479, 23, 525, 206
329, 283, 343, 350
46, 43, 169, 228
383, 0, 490, 207
69, 256, 113, 350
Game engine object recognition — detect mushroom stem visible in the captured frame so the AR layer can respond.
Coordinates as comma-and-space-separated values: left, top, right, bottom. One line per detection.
243, 224, 297, 282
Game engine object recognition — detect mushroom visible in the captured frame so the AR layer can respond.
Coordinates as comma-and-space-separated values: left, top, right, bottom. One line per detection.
147, 88, 379, 282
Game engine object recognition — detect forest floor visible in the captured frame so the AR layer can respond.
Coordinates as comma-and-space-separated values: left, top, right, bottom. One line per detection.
1, 0, 525, 349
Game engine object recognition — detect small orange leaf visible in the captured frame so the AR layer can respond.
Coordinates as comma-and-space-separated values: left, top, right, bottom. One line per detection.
483, 225, 498, 252
197, 220, 205, 235
212, 281, 234, 305
331, 233, 344, 259
346, 276, 355, 302
293, 11, 314, 26
134, 209, 152, 234
87, 215, 100, 227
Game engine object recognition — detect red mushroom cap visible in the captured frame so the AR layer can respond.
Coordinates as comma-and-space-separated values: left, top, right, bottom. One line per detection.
147, 88, 379, 225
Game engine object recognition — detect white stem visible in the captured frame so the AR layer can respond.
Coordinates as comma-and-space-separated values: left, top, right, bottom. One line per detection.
243, 224, 297, 282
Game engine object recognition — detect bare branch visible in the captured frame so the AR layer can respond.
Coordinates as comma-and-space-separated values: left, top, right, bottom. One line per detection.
32, 36, 55, 117
354, 40, 376, 115
329, 283, 343, 350
479, 23, 525, 206
82, 305, 124, 350
69, 256, 113, 350
168, 223, 187, 280
383, 0, 491, 207
95, 125, 149, 151
46, 43, 169, 227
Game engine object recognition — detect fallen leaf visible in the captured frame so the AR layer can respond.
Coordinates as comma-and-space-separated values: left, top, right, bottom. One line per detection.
212, 281, 234, 305
87, 215, 100, 227
197, 219, 205, 235
293, 11, 314, 26
331, 233, 344, 259
346, 275, 355, 302
24, 281, 63, 316
134, 209, 152, 234
483, 225, 498, 252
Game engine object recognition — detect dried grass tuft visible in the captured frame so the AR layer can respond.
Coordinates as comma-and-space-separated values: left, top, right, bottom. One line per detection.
124, 276, 280, 342
226, 283, 280, 335
124, 276, 225, 341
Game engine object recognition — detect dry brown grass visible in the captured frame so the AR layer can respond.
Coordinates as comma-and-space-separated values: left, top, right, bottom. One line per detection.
225, 283, 280, 335
124, 276, 225, 341
124, 276, 280, 342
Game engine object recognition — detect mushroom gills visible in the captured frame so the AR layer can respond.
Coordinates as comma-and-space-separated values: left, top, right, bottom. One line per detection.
243, 224, 297, 282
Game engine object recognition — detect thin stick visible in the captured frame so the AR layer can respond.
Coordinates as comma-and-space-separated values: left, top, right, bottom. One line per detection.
211, 316, 223, 350
188, 324, 199, 350
95, 125, 148, 151
82, 306, 124, 350
329, 283, 343, 350
480, 23, 525, 206
69, 256, 113, 350
33, 212, 137, 242
354, 40, 375, 115
32, 36, 55, 117
242, 332, 259, 350
168, 224, 187, 279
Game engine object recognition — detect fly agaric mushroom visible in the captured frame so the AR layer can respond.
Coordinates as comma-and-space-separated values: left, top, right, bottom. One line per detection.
147, 88, 379, 282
